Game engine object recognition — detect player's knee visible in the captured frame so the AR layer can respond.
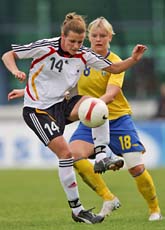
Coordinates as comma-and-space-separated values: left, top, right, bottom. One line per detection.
123, 151, 144, 173
128, 164, 145, 177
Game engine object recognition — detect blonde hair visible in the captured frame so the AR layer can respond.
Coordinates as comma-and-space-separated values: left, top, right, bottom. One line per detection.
61, 12, 87, 36
88, 16, 115, 36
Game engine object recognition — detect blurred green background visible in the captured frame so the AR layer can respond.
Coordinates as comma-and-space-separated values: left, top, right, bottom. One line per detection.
0, 0, 165, 104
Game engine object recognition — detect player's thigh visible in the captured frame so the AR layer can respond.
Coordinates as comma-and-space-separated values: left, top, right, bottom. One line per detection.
122, 151, 144, 169
23, 106, 63, 146
69, 122, 94, 159
68, 95, 89, 121
69, 140, 94, 160
48, 135, 72, 159
109, 115, 145, 155
109, 131, 144, 155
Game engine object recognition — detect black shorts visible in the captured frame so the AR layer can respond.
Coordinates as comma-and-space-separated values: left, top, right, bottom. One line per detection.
23, 95, 82, 146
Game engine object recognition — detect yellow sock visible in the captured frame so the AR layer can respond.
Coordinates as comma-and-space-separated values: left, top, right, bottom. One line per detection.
74, 159, 115, 201
134, 169, 160, 214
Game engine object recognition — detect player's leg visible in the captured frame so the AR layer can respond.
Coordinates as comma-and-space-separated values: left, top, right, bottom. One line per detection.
68, 96, 124, 173
48, 136, 82, 211
109, 115, 162, 221
123, 152, 162, 221
23, 106, 104, 224
75, 158, 121, 217
48, 136, 104, 223
70, 129, 121, 217
74, 159, 115, 200
92, 120, 124, 173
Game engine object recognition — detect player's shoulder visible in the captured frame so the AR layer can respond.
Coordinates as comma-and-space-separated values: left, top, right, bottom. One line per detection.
108, 50, 122, 62
80, 46, 101, 55
80, 46, 105, 60
34, 36, 60, 46
79, 46, 92, 53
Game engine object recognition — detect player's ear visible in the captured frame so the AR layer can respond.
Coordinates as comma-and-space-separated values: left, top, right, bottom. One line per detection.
108, 34, 112, 42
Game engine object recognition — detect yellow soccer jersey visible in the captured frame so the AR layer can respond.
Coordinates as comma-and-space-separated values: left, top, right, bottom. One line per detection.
78, 50, 132, 120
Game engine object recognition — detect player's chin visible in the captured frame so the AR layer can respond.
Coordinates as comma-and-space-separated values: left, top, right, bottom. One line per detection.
70, 50, 77, 55
94, 46, 103, 52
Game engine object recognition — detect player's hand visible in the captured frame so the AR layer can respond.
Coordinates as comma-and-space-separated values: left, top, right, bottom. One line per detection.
132, 44, 147, 62
13, 70, 26, 82
8, 89, 24, 100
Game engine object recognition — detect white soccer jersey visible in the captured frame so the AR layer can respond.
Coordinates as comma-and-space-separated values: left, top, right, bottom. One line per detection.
12, 37, 112, 109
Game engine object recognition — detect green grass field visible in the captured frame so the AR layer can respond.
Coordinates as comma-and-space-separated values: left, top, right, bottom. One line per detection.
0, 168, 164, 230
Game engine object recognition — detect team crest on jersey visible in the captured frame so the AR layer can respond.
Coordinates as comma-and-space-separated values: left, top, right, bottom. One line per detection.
101, 71, 107, 76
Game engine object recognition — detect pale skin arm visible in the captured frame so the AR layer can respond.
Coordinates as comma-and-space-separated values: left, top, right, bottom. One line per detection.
100, 84, 120, 104
8, 89, 25, 100
103, 44, 147, 74
2, 50, 26, 82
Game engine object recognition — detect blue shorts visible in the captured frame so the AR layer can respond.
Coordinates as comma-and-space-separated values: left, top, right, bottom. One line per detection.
70, 115, 145, 156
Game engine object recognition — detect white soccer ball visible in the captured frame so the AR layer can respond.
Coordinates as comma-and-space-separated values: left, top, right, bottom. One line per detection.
78, 97, 108, 128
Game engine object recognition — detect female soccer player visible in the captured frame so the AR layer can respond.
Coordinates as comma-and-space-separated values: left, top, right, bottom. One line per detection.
69, 17, 162, 221
2, 12, 147, 223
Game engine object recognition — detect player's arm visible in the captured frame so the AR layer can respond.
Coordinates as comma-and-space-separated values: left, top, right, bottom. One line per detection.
2, 50, 26, 82
8, 89, 25, 100
100, 84, 120, 104
103, 44, 147, 74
